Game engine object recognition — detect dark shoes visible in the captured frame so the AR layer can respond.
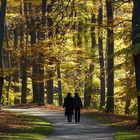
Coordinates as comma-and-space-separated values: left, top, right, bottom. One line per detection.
75, 120, 80, 123
67, 116, 72, 122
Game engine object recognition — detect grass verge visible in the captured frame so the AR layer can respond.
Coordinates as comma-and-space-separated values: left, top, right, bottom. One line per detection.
0, 111, 53, 140
82, 110, 140, 140
114, 132, 138, 140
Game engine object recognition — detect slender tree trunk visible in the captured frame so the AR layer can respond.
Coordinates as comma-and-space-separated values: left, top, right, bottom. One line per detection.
5, 23, 12, 105
57, 63, 62, 106
124, 60, 134, 114
47, 72, 54, 104
98, 0, 105, 110
84, 63, 94, 108
0, 0, 7, 103
12, 25, 20, 97
46, 1, 54, 104
13, 25, 19, 48
84, 14, 96, 108
91, 14, 96, 49
75, 20, 83, 93
20, 24, 27, 103
27, 2, 45, 104
125, 98, 131, 115
132, 0, 140, 125
39, 0, 47, 104
106, 0, 114, 113
21, 61, 27, 103
77, 21, 82, 47
19, 0, 27, 104
35, 0, 47, 105
28, 3, 38, 103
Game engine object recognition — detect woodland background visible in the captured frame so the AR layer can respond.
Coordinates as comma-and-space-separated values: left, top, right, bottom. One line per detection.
0, 0, 139, 122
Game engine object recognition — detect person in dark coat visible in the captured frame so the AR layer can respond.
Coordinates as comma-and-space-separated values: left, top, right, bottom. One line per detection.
63, 92, 74, 122
73, 92, 83, 123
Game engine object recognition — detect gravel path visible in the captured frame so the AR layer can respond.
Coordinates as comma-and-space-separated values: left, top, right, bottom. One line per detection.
3, 108, 115, 140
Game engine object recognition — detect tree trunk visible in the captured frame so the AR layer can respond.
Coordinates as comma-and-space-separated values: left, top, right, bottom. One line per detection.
5, 23, 12, 105
20, 24, 27, 104
98, 0, 105, 110
57, 63, 62, 106
35, 0, 47, 105
47, 72, 54, 104
46, 1, 54, 104
21, 60, 27, 103
84, 63, 94, 108
84, 14, 96, 108
26, 2, 45, 104
28, 3, 38, 103
91, 14, 96, 49
13, 26, 19, 48
75, 20, 83, 93
0, 0, 7, 103
124, 60, 134, 115
132, 0, 140, 125
125, 99, 131, 115
106, 0, 114, 113
12, 25, 20, 97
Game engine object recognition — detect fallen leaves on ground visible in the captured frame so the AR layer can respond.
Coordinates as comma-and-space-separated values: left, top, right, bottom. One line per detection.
0, 111, 32, 133
82, 109, 140, 134
14, 103, 64, 111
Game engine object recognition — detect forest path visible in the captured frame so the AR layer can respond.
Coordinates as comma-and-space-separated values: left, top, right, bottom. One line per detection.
3, 107, 115, 140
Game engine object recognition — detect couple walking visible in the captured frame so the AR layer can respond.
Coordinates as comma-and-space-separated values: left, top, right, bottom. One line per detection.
63, 92, 83, 123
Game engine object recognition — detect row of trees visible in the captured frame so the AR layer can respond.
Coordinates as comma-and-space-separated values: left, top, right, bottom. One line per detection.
0, 0, 140, 124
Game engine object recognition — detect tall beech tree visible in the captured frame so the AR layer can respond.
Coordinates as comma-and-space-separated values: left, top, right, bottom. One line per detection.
20, 3, 27, 103
98, 0, 105, 110
132, 0, 140, 125
106, 0, 114, 113
28, 3, 38, 103
20, 23, 27, 103
5, 23, 12, 105
0, 0, 7, 103
12, 25, 20, 97
46, 0, 54, 104
35, 0, 47, 104
75, 20, 83, 93
84, 14, 96, 108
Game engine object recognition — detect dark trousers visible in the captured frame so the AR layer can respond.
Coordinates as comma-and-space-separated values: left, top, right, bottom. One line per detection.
75, 108, 80, 122
67, 115, 72, 122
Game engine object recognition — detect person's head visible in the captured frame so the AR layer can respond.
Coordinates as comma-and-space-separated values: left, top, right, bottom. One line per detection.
74, 92, 79, 96
67, 92, 71, 97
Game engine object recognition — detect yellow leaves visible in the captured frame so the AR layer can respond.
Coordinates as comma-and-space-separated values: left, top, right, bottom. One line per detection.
114, 17, 130, 21
86, 1, 94, 12
7, 0, 20, 5
7, 0, 21, 13
61, 61, 76, 69
6, 13, 20, 19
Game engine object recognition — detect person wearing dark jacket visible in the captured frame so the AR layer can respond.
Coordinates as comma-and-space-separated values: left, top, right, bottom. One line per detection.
63, 92, 74, 122
73, 92, 83, 123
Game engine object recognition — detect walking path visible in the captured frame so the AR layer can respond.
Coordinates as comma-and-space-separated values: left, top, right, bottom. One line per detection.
3, 107, 115, 140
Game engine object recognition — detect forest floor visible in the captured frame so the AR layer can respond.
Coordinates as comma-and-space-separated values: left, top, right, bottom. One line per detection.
82, 110, 140, 140
0, 108, 52, 139
1, 104, 140, 140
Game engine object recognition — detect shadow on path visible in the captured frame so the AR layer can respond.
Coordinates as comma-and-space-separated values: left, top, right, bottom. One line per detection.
3, 108, 114, 140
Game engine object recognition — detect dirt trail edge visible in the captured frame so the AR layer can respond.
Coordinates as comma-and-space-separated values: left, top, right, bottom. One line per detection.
3, 107, 115, 140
